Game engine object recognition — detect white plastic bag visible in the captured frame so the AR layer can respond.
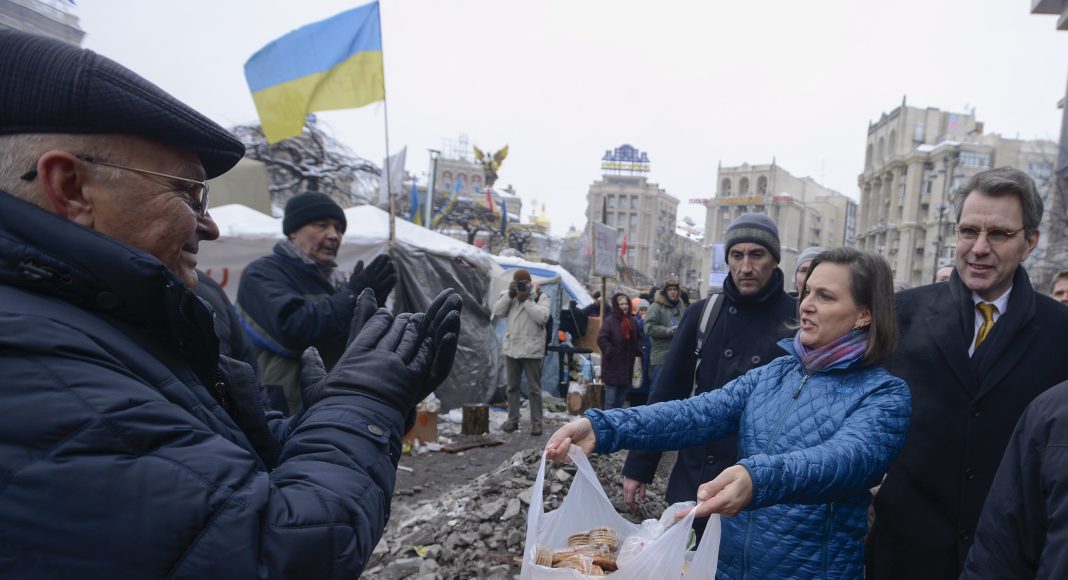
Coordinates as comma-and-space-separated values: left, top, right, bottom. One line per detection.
520, 445, 720, 579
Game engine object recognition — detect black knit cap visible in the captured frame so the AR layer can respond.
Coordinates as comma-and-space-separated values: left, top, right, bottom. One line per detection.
283, 192, 347, 236
725, 213, 781, 263
0, 29, 244, 179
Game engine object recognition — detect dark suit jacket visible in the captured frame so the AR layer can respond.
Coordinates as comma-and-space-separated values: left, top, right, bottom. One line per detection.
867, 267, 1068, 579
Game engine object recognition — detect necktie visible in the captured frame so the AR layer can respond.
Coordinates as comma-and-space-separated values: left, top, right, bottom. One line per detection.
974, 303, 997, 350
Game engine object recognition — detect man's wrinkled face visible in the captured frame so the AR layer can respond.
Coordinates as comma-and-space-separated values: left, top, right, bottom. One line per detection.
729, 243, 777, 296
290, 219, 344, 266
82, 139, 218, 289
954, 191, 1038, 301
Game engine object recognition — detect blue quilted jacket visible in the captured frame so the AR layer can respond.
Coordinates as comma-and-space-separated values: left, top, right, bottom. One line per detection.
587, 339, 911, 579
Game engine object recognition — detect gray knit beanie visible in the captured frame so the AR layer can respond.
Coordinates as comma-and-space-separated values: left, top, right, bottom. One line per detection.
725, 213, 781, 263
795, 246, 827, 274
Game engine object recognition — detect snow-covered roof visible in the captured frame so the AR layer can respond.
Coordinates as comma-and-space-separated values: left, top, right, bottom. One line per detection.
492, 254, 594, 307
209, 203, 492, 265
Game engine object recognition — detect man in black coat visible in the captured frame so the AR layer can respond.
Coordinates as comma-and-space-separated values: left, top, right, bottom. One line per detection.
867, 167, 1068, 578
962, 379, 1068, 578
620, 213, 797, 535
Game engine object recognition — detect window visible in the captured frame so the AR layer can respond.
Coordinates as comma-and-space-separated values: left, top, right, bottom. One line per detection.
630, 213, 638, 227
877, 137, 885, 162
959, 151, 990, 169
739, 177, 750, 194
1028, 161, 1054, 181
456, 173, 467, 192
607, 194, 616, 209
757, 176, 768, 195
720, 178, 732, 196
442, 171, 452, 191
631, 196, 640, 210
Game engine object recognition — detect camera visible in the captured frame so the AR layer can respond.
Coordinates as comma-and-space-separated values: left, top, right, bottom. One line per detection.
515, 280, 529, 293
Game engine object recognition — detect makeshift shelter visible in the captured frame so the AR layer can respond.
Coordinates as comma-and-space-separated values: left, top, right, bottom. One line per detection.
200, 204, 499, 411
490, 256, 594, 399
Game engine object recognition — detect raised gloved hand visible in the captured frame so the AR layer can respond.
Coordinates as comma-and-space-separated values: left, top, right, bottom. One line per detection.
508, 281, 517, 299
348, 254, 396, 306
301, 288, 462, 412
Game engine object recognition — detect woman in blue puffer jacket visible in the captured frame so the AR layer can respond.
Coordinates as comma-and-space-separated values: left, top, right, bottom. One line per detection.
547, 248, 911, 579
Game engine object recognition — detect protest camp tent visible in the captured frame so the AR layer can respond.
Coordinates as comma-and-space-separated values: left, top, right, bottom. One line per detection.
200, 203, 500, 411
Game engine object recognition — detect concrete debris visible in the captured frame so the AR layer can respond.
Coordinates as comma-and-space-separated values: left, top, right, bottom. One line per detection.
366, 447, 671, 579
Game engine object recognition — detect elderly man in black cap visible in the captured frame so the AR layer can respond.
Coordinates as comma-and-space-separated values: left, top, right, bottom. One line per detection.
621, 212, 797, 538
237, 191, 396, 414
0, 29, 461, 578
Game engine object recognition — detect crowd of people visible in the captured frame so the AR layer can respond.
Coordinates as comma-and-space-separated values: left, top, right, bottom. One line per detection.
4, 27, 1068, 580
549, 166, 1068, 578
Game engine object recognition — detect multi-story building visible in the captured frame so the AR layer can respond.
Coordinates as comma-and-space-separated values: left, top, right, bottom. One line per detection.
585, 144, 704, 290
431, 137, 522, 221
702, 162, 857, 291
856, 102, 1057, 287
0, 0, 83, 45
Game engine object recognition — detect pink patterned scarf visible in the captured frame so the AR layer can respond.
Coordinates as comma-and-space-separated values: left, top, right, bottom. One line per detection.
792, 328, 869, 373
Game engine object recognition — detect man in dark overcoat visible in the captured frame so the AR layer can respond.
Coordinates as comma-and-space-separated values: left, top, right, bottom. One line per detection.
867, 167, 1068, 578
620, 213, 797, 537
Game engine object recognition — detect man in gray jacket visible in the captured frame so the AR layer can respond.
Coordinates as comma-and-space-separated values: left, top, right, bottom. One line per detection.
493, 269, 551, 435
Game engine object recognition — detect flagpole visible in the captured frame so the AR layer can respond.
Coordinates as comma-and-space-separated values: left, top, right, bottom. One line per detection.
377, 1, 396, 244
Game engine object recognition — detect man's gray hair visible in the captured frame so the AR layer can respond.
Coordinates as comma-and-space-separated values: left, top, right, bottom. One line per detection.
0, 134, 122, 204
953, 167, 1044, 235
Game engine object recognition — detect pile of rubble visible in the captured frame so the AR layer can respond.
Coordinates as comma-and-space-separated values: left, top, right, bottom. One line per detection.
364, 447, 673, 579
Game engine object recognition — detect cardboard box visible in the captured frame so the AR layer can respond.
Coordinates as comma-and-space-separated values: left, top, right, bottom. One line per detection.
403, 410, 438, 445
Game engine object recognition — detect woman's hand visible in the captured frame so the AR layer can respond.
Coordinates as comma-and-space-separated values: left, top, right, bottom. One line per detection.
545, 418, 596, 462
677, 465, 754, 519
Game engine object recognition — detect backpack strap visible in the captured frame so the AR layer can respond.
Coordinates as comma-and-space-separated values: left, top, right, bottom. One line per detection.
694, 292, 725, 358
692, 292, 725, 393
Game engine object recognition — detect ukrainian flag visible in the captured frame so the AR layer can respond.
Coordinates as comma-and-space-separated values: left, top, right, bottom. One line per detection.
244, 2, 385, 143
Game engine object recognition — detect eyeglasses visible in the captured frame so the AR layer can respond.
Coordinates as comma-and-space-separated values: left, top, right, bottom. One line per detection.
20, 156, 210, 216
954, 225, 1021, 245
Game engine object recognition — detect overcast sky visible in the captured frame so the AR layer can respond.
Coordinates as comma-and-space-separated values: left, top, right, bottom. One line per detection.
76, 0, 1067, 236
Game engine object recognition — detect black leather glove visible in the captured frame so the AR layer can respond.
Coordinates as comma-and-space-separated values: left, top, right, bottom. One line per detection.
348, 254, 396, 306
301, 288, 462, 411
508, 281, 517, 299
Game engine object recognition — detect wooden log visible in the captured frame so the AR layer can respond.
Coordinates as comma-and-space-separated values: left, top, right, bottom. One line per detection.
566, 383, 586, 415
586, 382, 605, 411
461, 403, 490, 435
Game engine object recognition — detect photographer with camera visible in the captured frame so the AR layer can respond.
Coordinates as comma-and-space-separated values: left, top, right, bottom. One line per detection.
492, 269, 551, 435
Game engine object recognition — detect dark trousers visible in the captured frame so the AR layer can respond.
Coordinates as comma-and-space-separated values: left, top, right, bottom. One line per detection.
506, 356, 543, 427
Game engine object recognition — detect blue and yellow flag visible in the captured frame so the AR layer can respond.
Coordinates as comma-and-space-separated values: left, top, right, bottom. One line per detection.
409, 180, 422, 226
244, 2, 384, 143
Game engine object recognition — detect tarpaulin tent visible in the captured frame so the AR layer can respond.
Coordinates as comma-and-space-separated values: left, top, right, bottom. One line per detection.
199, 204, 500, 411
489, 256, 594, 399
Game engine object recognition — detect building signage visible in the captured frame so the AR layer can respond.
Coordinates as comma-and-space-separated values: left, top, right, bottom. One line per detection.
712, 195, 766, 206
601, 144, 650, 174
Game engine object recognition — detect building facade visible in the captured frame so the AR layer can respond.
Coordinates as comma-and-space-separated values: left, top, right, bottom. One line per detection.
585, 144, 704, 290
0, 0, 83, 45
702, 162, 857, 292
856, 102, 1057, 287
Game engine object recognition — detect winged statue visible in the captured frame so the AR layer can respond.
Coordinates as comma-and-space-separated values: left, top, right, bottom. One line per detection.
473, 144, 509, 188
